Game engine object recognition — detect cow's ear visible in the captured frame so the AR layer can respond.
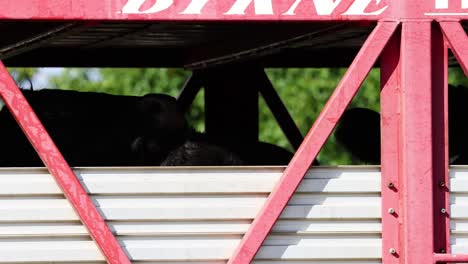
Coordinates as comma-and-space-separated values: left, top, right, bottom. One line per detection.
137, 94, 179, 113
138, 94, 188, 133
137, 95, 163, 114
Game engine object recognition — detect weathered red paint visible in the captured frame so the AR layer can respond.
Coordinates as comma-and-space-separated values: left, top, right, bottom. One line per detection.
227, 21, 399, 264
0, 1, 467, 264
0, 62, 131, 264
440, 22, 468, 76
380, 21, 452, 264
380, 25, 402, 264
0, 0, 387, 20
0, 0, 467, 21
399, 21, 434, 264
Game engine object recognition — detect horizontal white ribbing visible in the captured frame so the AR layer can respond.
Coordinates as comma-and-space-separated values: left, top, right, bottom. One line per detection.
0, 219, 381, 237
0, 166, 382, 263
0, 167, 381, 195
0, 236, 381, 262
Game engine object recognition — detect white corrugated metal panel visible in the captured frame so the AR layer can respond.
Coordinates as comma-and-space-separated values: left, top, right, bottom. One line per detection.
0, 167, 380, 195
258, 167, 381, 263
450, 167, 468, 254
0, 166, 382, 263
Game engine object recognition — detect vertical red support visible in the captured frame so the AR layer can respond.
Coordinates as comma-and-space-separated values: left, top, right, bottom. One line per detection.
380, 26, 402, 264
434, 20, 468, 264
381, 21, 451, 264
0, 62, 131, 264
399, 21, 434, 264
227, 21, 399, 264
431, 22, 450, 258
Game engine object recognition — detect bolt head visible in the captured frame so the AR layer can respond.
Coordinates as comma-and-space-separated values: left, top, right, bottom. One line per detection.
388, 182, 394, 188
441, 208, 447, 214
388, 208, 395, 214
439, 182, 446, 187
389, 248, 396, 254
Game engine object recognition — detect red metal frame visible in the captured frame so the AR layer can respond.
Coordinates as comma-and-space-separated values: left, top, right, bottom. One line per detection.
432, 22, 450, 258
228, 21, 399, 264
1, 1, 468, 264
0, 62, 131, 264
398, 21, 435, 264
380, 26, 401, 264
440, 22, 468, 75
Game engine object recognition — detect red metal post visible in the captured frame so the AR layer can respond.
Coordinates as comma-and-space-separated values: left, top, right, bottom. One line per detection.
440, 22, 468, 76
431, 22, 450, 258
0, 62, 131, 264
398, 21, 435, 264
380, 26, 402, 264
227, 21, 399, 264
433, 20, 468, 264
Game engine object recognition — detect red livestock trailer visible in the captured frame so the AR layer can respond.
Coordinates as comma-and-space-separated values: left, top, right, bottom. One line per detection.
0, 0, 466, 263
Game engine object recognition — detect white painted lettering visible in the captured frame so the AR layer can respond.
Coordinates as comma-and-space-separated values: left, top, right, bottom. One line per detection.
284, 0, 342, 15
342, 0, 388, 15
225, 0, 274, 15
122, 0, 173, 14
435, 0, 449, 9
434, 0, 468, 9
180, 0, 210, 14
120, 0, 389, 16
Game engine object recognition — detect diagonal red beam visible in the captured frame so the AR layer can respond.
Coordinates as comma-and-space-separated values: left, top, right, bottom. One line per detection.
227, 21, 399, 264
439, 21, 468, 77
0, 62, 131, 264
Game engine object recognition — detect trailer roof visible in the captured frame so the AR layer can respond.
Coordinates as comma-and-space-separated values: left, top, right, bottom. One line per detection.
0, 21, 376, 68
0, 0, 467, 67
1, 21, 465, 68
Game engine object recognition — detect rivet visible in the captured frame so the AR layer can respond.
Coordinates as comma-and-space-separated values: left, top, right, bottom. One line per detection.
388, 182, 394, 188
388, 208, 395, 214
389, 248, 397, 255
439, 182, 446, 187
441, 208, 447, 214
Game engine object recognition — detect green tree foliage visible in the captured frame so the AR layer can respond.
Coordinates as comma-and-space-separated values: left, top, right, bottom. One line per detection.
0, 68, 38, 108
8, 68, 37, 89
449, 67, 468, 87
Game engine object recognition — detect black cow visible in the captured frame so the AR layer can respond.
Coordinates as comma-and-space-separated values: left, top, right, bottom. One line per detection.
334, 107, 381, 165
132, 127, 296, 166
0, 89, 297, 167
335, 85, 468, 165
0, 90, 191, 166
